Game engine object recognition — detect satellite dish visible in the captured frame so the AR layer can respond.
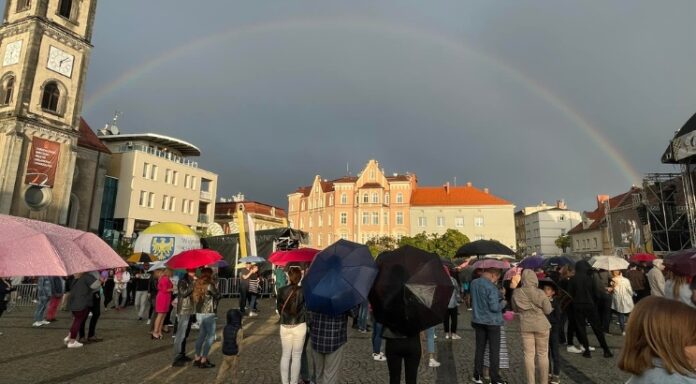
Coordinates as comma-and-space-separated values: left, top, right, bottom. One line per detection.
109, 124, 120, 135
207, 222, 224, 236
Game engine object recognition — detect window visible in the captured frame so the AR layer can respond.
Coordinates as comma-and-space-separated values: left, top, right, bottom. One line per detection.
475, 217, 484, 227
329, 195, 334, 206
150, 165, 157, 180
418, 217, 427, 227
340, 193, 347, 205
384, 212, 388, 225
362, 193, 369, 203
2, 76, 14, 104
576, 240, 580, 249
41, 81, 60, 112
455, 217, 464, 228
384, 193, 390, 205
309, 217, 313, 228
317, 234, 322, 247
340, 212, 347, 225
560, 215, 565, 221
58, 0, 73, 19
328, 214, 332, 226
142, 163, 149, 178
396, 212, 404, 225
184, 174, 190, 189
17, 0, 31, 11
139, 190, 147, 207
301, 201, 306, 211
437, 216, 445, 227
475, 235, 485, 241
189, 201, 195, 214
148, 193, 155, 208
169, 197, 176, 211
165, 169, 172, 184
340, 233, 348, 240
594, 238, 598, 248
372, 212, 379, 225
362, 212, 369, 225
318, 216, 323, 227
396, 193, 403, 204
173, 171, 179, 186
182, 199, 187, 213
162, 195, 169, 210
191, 176, 197, 190
372, 193, 379, 204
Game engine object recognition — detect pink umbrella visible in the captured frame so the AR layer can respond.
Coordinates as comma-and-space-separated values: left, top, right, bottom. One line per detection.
0, 214, 127, 277
472, 259, 510, 270
503, 267, 522, 281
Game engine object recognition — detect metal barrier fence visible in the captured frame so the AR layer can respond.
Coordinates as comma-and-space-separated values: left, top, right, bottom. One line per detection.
217, 277, 274, 298
9, 283, 37, 307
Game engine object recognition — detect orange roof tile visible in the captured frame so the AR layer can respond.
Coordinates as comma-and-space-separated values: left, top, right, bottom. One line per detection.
410, 186, 512, 206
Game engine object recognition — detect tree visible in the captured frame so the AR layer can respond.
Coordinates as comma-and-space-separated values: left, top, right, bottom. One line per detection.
398, 232, 436, 253
555, 235, 571, 253
115, 238, 134, 259
365, 235, 399, 257
397, 229, 470, 259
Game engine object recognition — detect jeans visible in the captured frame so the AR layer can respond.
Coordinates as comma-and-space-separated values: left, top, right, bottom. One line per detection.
173, 314, 194, 360
372, 321, 384, 354
385, 335, 421, 384
239, 285, 248, 313
134, 290, 149, 319
549, 325, 560, 375
34, 296, 50, 322
280, 323, 307, 384
573, 303, 610, 353
521, 329, 550, 384
425, 327, 436, 354
195, 314, 216, 358
357, 302, 368, 330
617, 312, 628, 332
113, 288, 128, 308
443, 307, 458, 333
248, 293, 258, 312
473, 322, 501, 382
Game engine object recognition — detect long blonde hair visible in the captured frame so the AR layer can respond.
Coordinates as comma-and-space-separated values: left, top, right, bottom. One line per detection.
618, 296, 696, 376
192, 268, 213, 304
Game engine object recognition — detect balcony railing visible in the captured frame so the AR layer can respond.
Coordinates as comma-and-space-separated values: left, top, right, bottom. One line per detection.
200, 191, 212, 200
198, 213, 210, 223
115, 144, 199, 168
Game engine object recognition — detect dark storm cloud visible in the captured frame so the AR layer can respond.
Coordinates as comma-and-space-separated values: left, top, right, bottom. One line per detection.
13, 0, 693, 211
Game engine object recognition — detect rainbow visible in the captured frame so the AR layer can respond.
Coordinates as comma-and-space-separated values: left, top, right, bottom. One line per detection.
84, 18, 643, 185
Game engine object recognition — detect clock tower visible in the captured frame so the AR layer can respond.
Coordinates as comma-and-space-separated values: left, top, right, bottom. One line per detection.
0, 0, 97, 223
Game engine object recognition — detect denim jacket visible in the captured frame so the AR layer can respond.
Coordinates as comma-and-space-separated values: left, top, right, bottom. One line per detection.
470, 277, 505, 326
627, 359, 696, 383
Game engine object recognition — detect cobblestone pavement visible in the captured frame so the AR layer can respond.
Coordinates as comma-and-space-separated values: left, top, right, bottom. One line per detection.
0, 298, 630, 384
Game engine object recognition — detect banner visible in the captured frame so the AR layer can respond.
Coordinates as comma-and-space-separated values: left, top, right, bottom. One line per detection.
25, 137, 61, 187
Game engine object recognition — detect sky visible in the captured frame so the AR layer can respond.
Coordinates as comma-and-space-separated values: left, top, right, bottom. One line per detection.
14, 1, 696, 211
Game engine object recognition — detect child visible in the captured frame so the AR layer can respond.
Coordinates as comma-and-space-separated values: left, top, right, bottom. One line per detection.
540, 278, 562, 384
215, 309, 243, 384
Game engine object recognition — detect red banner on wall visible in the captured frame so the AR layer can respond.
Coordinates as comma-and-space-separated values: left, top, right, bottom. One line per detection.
25, 137, 61, 187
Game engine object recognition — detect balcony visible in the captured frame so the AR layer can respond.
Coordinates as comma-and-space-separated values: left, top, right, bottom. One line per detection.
200, 190, 212, 201
116, 144, 199, 168
198, 213, 210, 224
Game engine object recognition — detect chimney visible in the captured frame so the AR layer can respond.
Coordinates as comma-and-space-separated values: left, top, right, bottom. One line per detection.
483, 188, 489, 194
444, 182, 450, 194
556, 199, 566, 209
596, 194, 609, 209
466, 181, 472, 187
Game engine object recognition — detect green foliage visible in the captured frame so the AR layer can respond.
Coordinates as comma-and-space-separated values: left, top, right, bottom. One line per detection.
365, 235, 399, 257
115, 238, 134, 258
555, 235, 571, 253
398, 229, 470, 259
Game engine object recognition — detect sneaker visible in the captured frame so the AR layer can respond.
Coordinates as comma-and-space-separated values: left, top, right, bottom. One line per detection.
32, 321, 43, 327
566, 345, 583, 354
445, 334, 450, 339
372, 353, 386, 362
583, 346, 596, 352
146, 319, 151, 325
471, 375, 484, 384
40, 320, 51, 325
359, 329, 368, 334
550, 374, 561, 384
622, 331, 626, 336
428, 358, 441, 367
191, 323, 200, 330
63, 335, 70, 344
451, 334, 462, 340
67, 340, 83, 349
249, 312, 259, 317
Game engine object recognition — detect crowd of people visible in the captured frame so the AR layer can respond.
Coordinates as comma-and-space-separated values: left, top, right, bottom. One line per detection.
1, 254, 696, 383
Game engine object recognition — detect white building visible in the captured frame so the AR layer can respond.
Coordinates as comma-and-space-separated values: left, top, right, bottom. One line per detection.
524, 206, 581, 256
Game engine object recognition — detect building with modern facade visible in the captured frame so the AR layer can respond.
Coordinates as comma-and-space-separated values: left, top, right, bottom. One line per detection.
0, 0, 98, 224
523, 202, 581, 256
99, 127, 218, 237
287, 160, 416, 248
410, 182, 516, 249
215, 193, 287, 235
515, 203, 560, 256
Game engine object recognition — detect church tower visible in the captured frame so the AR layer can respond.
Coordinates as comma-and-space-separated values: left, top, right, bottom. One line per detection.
0, 0, 97, 223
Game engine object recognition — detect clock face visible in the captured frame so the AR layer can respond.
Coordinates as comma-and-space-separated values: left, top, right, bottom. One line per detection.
3, 41, 22, 66
46, 46, 74, 78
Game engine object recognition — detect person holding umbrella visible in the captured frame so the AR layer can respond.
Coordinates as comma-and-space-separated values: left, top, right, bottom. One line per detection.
470, 267, 508, 384
647, 259, 665, 297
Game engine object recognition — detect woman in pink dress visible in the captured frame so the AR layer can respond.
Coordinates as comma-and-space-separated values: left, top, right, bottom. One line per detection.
152, 269, 173, 339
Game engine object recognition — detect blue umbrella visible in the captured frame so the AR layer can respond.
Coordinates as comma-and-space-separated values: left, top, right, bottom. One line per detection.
303, 239, 378, 316
519, 256, 545, 270
543, 255, 576, 268
215, 259, 230, 268
238, 256, 265, 264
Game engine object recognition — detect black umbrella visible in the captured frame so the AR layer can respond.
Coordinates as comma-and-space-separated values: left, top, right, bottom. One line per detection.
369, 245, 454, 336
455, 240, 515, 259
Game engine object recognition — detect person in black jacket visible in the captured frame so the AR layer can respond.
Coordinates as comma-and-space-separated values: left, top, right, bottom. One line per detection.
567, 260, 612, 358
215, 309, 242, 384
277, 267, 306, 384
540, 279, 562, 384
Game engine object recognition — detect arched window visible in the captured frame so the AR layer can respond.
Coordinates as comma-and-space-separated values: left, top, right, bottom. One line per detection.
59, 0, 73, 19
2, 75, 15, 105
41, 81, 60, 112
362, 193, 368, 203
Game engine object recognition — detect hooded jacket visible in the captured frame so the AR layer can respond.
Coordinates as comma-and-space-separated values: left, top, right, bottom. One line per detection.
222, 309, 242, 356
568, 260, 601, 306
512, 270, 552, 333
176, 275, 195, 315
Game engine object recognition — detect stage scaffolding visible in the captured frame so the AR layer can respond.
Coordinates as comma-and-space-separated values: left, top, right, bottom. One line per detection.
642, 173, 692, 252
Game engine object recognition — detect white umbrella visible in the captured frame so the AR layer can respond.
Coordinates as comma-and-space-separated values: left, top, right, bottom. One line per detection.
591, 255, 629, 271
147, 261, 167, 272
